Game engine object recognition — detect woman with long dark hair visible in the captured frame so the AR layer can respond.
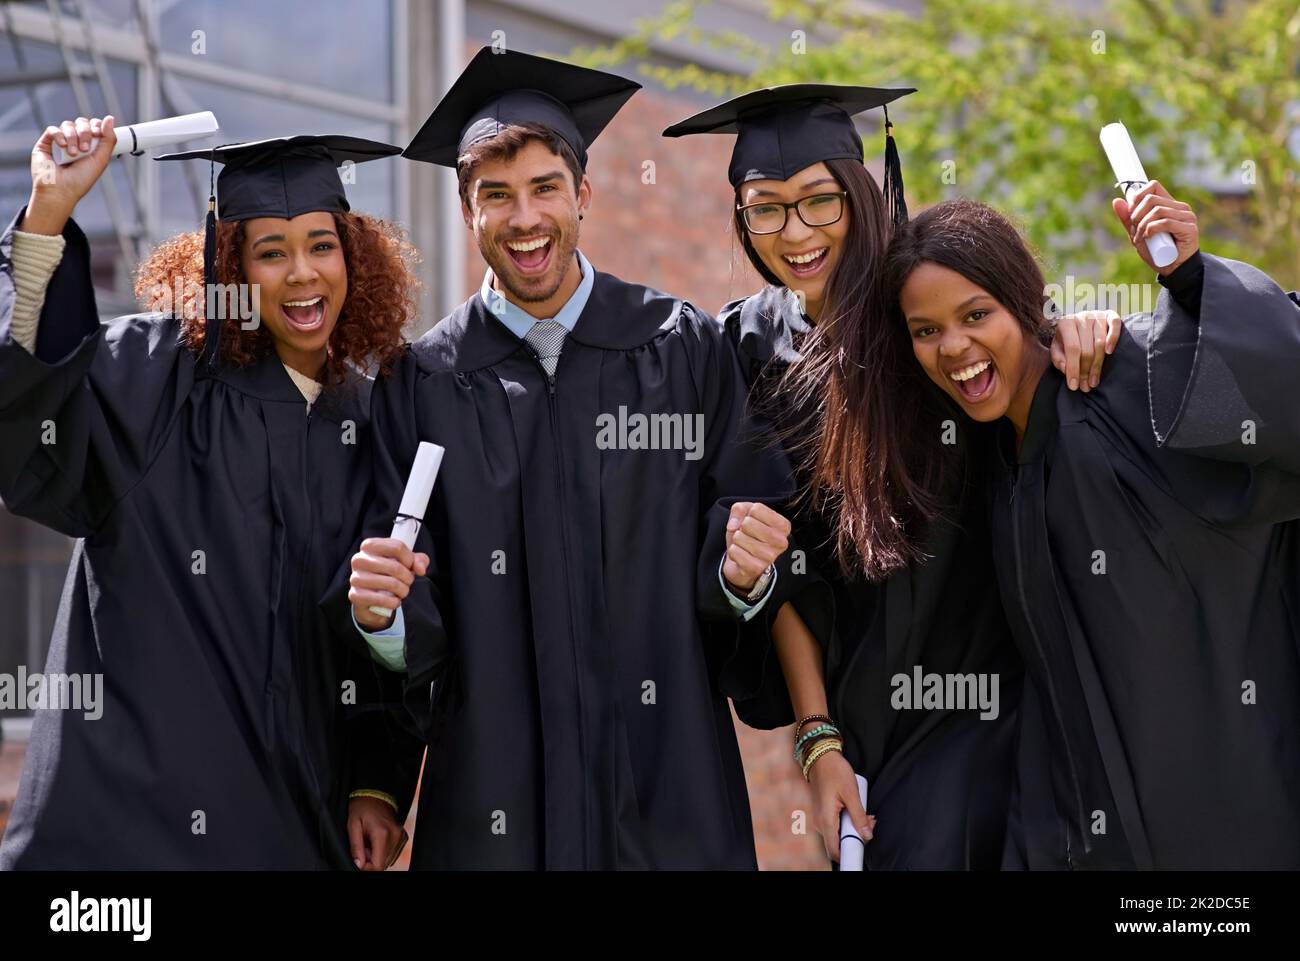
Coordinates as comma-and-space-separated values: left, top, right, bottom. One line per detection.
883, 189, 1300, 873
878, 189, 1300, 868
665, 87, 1117, 867
0, 117, 420, 869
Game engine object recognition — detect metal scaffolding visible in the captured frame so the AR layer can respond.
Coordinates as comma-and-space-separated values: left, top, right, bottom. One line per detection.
0, 0, 210, 308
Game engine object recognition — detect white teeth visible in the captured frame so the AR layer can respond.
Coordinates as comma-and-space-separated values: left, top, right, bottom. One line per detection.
950, 360, 992, 382
283, 296, 323, 307
783, 248, 827, 265
507, 237, 551, 252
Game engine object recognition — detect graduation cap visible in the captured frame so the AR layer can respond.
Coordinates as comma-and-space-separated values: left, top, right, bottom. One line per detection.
403, 47, 641, 170
662, 83, 916, 225
155, 135, 401, 368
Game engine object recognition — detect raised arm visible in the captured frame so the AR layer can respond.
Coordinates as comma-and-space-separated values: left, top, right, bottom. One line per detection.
0, 116, 192, 537
1114, 182, 1300, 464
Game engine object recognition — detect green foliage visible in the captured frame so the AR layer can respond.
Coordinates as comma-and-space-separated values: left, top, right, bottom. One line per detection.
573, 0, 1300, 287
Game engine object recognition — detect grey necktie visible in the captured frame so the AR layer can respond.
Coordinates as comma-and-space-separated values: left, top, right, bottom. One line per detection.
524, 320, 567, 377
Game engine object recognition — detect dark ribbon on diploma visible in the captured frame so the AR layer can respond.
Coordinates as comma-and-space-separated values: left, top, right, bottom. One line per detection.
394, 512, 424, 539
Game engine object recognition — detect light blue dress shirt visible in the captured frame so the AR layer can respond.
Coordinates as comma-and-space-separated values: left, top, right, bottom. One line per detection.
479, 248, 595, 337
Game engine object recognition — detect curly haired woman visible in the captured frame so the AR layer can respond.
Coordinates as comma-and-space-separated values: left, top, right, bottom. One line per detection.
0, 116, 421, 870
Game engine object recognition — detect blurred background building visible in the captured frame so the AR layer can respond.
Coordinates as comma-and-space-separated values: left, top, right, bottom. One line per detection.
0, 0, 828, 868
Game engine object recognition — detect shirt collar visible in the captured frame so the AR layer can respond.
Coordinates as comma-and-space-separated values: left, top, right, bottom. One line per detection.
478, 249, 594, 340
281, 363, 323, 407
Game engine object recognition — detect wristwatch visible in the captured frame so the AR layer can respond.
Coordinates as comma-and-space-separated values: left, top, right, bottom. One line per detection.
732, 564, 775, 604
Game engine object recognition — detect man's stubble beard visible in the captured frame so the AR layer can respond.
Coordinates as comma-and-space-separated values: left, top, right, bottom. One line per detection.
483, 221, 580, 305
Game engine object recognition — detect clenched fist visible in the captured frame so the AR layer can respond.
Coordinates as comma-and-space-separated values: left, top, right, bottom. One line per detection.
722, 502, 791, 594
349, 537, 430, 631
1111, 179, 1199, 278
24, 115, 117, 237
347, 795, 408, 871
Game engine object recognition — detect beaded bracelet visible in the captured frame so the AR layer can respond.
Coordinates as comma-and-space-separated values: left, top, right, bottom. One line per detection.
793, 724, 840, 762
799, 734, 842, 766
795, 713, 833, 734
801, 738, 843, 781
796, 731, 841, 769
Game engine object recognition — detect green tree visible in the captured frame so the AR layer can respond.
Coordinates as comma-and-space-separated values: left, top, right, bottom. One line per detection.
575, 0, 1300, 288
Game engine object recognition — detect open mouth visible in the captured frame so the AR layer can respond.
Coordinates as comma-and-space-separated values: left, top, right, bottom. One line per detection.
281, 295, 326, 332
948, 359, 998, 403
783, 247, 829, 279
505, 235, 554, 275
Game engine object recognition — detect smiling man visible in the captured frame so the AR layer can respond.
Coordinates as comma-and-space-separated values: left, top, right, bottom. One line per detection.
330, 48, 799, 870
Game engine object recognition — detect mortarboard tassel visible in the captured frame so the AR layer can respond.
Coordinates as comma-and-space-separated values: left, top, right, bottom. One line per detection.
202, 150, 220, 370
883, 105, 908, 228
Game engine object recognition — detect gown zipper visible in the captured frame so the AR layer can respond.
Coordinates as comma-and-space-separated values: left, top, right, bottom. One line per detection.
294, 398, 340, 866
529, 347, 590, 866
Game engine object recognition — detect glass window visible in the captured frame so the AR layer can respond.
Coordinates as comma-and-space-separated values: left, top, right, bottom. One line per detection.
159, 0, 394, 102
0, 38, 137, 133
12, 0, 140, 29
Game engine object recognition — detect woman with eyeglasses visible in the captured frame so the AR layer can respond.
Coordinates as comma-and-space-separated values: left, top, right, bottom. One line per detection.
665, 86, 1117, 868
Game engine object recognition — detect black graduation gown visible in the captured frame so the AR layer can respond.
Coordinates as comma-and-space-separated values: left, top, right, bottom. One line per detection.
326, 269, 797, 870
993, 253, 1300, 870
719, 286, 1022, 870
0, 211, 417, 869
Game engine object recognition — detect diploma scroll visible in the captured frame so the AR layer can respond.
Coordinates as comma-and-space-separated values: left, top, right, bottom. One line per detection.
53, 111, 220, 166
1099, 122, 1178, 269
839, 774, 871, 872
367, 441, 445, 620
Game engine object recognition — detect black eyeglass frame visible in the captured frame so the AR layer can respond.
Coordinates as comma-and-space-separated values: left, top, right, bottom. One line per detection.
735, 191, 848, 235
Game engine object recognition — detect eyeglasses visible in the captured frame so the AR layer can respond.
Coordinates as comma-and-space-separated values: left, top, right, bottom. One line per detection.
736, 192, 847, 235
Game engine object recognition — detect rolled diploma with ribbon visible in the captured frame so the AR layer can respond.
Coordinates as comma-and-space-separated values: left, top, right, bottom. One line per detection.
53, 111, 219, 165
838, 774, 871, 872
1099, 121, 1178, 269
367, 441, 445, 620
